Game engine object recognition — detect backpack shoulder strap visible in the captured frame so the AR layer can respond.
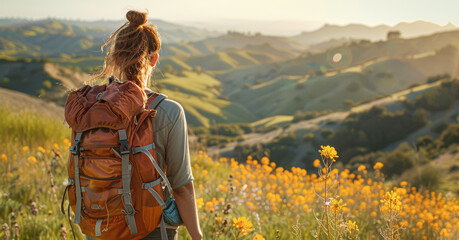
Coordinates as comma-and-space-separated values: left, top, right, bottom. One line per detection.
147, 92, 168, 110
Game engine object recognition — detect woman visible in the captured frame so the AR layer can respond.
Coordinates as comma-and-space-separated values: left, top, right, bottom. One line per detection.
89, 10, 202, 240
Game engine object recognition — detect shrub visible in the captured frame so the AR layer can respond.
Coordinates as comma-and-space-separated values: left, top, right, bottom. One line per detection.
407, 165, 441, 191
439, 123, 459, 147
302, 133, 316, 143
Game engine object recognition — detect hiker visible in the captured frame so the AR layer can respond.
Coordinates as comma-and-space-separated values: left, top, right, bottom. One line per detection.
63, 10, 202, 240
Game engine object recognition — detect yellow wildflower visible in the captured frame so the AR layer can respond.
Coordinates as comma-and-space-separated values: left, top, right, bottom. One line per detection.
6, 172, 13, 178
204, 201, 215, 212
313, 159, 320, 168
21, 146, 29, 152
370, 211, 377, 218
400, 181, 408, 187
373, 162, 384, 170
232, 217, 253, 235
202, 170, 208, 175
357, 165, 366, 172
318, 145, 339, 162
196, 198, 204, 209
329, 198, 347, 215
381, 191, 402, 215
1, 154, 7, 163
37, 146, 46, 153
253, 234, 265, 240
346, 220, 359, 235
261, 156, 269, 165
27, 156, 37, 164
440, 228, 452, 237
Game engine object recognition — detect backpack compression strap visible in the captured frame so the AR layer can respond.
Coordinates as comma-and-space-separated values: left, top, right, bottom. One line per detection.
70, 132, 83, 224
118, 129, 138, 234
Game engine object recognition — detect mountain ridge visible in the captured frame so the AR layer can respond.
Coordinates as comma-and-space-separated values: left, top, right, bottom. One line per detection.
293, 20, 458, 46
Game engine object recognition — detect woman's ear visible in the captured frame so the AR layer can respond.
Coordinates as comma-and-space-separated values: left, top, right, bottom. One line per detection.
150, 53, 159, 67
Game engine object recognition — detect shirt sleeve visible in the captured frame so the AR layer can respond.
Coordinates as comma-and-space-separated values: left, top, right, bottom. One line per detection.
165, 103, 194, 189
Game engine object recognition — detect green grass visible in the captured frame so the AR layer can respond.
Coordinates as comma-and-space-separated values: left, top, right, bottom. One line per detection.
0, 105, 70, 148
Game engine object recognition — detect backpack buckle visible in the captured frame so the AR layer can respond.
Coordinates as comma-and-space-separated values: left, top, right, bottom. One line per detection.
71, 140, 80, 155
120, 140, 130, 155
122, 203, 135, 215
71, 132, 83, 155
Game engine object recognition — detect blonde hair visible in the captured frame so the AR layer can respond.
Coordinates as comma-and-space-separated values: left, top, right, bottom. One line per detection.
93, 10, 161, 89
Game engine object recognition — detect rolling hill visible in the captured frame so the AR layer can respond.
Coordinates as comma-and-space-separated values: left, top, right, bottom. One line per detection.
209, 78, 459, 167
215, 30, 459, 119
155, 71, 257, 127
219, 29, 459, 87
0, 18, 222, 58
160, 32, 306, 58
0, 57, 88, 104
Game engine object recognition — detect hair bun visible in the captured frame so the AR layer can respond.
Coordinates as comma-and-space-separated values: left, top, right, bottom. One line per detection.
126, 10, 147, 26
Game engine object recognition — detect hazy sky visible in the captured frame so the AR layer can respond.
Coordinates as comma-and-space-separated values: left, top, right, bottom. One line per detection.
1, 0, 458, 27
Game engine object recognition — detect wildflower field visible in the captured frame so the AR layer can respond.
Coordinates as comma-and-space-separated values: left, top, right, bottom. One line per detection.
0, 107, 458, 239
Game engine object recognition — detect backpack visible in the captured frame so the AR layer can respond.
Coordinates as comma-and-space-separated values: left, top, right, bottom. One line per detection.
61, 79, 172, 240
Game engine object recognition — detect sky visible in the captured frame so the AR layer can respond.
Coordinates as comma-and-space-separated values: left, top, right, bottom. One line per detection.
1, 0, 458, 31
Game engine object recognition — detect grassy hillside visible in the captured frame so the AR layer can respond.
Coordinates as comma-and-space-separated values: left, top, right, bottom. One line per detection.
0, 57, 88, 105
155, 71, 256, 127
159, 42, 300, 73
0, 20, 106, 57
219, 33, 459, 119
0, 105, 68, 147
161, 32, 305, 58
0, 88, 64, 120
219, 29, 459, 86
216, 78, 458, 170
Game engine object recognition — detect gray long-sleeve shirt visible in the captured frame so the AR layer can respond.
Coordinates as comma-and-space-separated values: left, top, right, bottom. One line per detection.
149, 95, 194, 189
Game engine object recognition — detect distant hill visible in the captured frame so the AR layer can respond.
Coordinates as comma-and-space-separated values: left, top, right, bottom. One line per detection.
0, 18, 222, 57
0, 19, 107, 57
0, 18, 220, 43
158, 42, 300, 72
59, 19, 221, 43
160, 32, 306, 58
218, 29, 459, 118
0, 57, 88, 105
292, 20, 457, 46
219, 29, 459, 88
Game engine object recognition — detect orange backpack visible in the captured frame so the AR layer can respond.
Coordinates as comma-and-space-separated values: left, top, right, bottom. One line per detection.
62, 79, 171, 240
